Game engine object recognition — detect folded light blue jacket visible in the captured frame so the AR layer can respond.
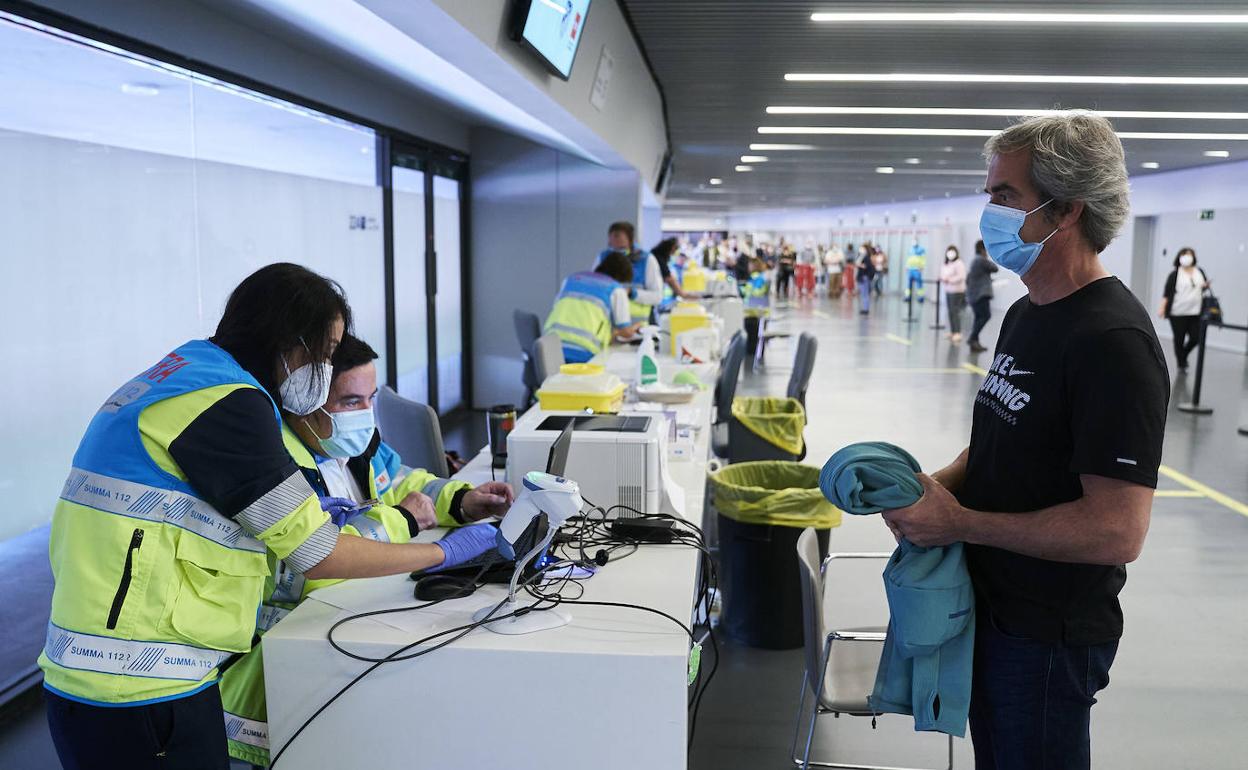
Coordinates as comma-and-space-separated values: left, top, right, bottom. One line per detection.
819, 442, 974, 737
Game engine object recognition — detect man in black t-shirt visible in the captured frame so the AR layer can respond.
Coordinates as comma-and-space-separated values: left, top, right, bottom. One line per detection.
880, 113, 1169, 770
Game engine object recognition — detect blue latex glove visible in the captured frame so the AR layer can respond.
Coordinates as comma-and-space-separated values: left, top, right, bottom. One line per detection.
319, 496, 358, 528
430, 523, 499, 572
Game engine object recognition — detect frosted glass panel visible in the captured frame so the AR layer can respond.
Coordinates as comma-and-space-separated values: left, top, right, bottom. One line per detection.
433, 176, 464, 411
393, 166, 429, 404
0, 14, 382, 541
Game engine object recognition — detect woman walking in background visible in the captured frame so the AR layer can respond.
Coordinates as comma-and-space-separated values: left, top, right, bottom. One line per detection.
824, 244, 844, 298
965, 239, 998, 353
842, 243, 857, 296
1159, 246, 1210, 371
856, 244, 876, 315
940, 245, 968, 343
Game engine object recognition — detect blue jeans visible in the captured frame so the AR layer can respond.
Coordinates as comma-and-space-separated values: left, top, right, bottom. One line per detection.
858, 277, 872, 311
970, 613, 1118, 770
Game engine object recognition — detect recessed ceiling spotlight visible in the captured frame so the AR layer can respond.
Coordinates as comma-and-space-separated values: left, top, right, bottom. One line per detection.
809, 12, 1248, 25
735, 165, 753, 172
904, 158, 922, 164
876, 166, 896, 174
784, 73, 1248, 86
709, 178, 724, 185
740, 155, 769, 163
1141, 161, 1161, 169
121, 83, 161, 96
1203, 150, 1231, 158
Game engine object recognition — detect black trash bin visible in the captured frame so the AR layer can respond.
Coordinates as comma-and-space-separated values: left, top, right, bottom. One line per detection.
710, 463, 842, 649
727, 397, 805, 464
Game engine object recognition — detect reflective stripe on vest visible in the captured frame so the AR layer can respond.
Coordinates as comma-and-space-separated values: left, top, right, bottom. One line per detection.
225, 710, 270, 750
270, 562, 306, 604
60, 468, 265, 554
547, 322, 604, 354
44, 621, 232, 681
256, 605, 290, 633
344, 514, 390, 543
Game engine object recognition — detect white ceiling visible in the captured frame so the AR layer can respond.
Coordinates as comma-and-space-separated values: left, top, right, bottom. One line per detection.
619, 0, 1248, 217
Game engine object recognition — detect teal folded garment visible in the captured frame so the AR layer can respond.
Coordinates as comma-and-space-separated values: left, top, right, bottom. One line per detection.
816, 440, 974, 738
818, 441, 924, 514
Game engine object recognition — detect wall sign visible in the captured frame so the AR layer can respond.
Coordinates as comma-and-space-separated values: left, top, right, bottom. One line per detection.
1199, 210, 1215, 220
590, 45, 614, 112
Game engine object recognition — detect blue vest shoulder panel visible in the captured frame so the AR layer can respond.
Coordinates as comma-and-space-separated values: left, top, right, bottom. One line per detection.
73, 340, 279, 497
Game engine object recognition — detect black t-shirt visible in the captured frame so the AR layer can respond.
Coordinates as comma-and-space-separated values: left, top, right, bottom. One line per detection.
958, 277, 1169, 645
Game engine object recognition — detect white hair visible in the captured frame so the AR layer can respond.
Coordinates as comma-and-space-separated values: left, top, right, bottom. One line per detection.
985, 112, 1130, 253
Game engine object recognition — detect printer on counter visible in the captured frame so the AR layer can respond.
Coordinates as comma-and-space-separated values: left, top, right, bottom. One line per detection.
506, 410, 667, 516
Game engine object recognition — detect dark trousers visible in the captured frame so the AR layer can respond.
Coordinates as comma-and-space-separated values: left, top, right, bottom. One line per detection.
777, 268, 793, 296
969, 614, 1118, 770
946, 292, 967, 335
1168, 315, 1201, 368
969, 296, 993, 343
46, 684, 230, 770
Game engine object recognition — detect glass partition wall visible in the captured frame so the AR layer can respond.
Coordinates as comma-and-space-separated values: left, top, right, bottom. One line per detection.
0, 10, 470, 542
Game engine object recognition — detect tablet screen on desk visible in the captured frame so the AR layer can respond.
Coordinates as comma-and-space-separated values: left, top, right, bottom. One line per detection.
536, 415, 651, 433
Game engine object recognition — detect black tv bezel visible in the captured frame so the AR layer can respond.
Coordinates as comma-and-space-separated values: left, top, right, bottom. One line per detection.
509, 0, 593, 82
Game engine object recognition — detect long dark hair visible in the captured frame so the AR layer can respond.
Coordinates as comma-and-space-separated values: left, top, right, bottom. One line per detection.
211, 263, 352, 405
651, 238, 678, 261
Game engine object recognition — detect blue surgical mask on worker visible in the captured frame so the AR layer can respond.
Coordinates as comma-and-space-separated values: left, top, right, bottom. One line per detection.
978, 199, 1059, 277
279, 343, 333, 416
317, 406, 376, 459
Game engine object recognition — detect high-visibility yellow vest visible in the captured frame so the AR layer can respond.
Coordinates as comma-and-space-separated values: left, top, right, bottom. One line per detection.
221, 423, 472, 765
545, 271, 624, 361
38, 340, 328, 706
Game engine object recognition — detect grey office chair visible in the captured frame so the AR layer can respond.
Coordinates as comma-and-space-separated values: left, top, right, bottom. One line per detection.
375, 386, 449, 478
792, 528, 952, 770
786, 332, 819, 408
712, 331, 746, 458
531, 333, 566, 387
515, 310, 543, 406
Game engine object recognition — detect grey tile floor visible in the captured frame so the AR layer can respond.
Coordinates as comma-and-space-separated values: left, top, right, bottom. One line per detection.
691, 290, 1248, 770
3, 289, 1245, 769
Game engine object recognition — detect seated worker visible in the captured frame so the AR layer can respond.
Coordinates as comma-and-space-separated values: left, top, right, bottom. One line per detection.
220, 333, 512, 766
594, 220, 663, 324
651, 237, 694, 302
546, 251, 644, 364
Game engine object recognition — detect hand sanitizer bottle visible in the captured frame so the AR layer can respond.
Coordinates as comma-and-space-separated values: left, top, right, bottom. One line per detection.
637, 326, 660, 386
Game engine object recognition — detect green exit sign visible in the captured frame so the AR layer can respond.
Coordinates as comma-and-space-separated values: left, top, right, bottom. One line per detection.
1199, 210, 1216, 220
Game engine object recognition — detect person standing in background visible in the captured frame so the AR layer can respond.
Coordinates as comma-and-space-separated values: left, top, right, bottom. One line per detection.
1158, 246, 1210, 372
842, 243, 857, 296
966, 239, 999, 353
824, 244, 845, 298
856, 244, 876, 315
776, 243, 796, 297
940, 245, 969, 343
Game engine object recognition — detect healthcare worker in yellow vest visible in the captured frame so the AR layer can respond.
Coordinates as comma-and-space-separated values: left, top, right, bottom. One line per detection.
593, 220, 663, 324
219, 333, 512, 765
40, 264, 500, 770
546, 251, 644, 363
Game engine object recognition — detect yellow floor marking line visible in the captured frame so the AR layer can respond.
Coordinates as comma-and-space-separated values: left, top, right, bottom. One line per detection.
884, 333, 913, 346
961, 363, 989, 376
1157, 465, 1248, 517
812, 310, 832, 319
1153, 490, 1207, 499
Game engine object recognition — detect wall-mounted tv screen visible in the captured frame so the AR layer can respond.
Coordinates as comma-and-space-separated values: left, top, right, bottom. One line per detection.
511, 0, 592, 81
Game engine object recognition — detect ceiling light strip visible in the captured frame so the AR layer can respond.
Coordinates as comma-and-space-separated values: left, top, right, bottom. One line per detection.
809, 12, 1248, 25
784, 73, 1248, 86
758, 126, 1248, 140
766, 106, 1248, 120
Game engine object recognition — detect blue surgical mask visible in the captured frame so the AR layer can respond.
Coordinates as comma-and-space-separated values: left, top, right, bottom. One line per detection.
317, 406, 376, 459
978, 199, 1058, 277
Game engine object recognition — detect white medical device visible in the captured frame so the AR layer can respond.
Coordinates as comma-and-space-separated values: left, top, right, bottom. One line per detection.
473, 471, 583, 635
506, 412, 664, 516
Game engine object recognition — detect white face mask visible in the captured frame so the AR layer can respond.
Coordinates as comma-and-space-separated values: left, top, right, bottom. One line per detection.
279, 345, 332, 416
946, 250, 958, 261
1178, 254, 1194, 267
